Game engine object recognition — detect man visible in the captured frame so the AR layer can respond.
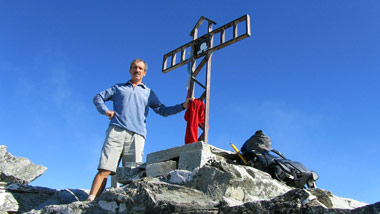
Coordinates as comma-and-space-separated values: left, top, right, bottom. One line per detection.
87, 58, 191, 201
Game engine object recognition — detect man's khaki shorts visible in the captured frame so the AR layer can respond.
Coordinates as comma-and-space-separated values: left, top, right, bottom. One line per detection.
98, 125, 145, 174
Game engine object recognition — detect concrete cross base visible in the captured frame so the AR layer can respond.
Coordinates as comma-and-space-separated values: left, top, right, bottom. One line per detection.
112, 141, 237, 187
146, 141, 235, 171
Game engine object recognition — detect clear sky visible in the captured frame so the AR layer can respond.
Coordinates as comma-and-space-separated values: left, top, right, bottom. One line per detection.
1, 0, 379, 204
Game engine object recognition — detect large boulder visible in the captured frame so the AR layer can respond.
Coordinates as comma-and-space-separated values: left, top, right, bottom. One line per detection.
0, 145, 88, 213
0, 145, 47, 185
186, 161, 292, 203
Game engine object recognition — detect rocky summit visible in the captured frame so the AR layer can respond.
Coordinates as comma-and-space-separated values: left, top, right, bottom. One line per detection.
1, 144, 379, 214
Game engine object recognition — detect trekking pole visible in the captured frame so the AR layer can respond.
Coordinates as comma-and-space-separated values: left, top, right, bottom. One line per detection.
230, 143, 248, 165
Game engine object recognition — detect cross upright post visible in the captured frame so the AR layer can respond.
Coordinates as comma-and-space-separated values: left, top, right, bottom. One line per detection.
162, 14, 251, 144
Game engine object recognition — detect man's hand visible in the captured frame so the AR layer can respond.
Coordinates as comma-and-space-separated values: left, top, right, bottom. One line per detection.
105, 110, 115, 120
182, 97, 195, 109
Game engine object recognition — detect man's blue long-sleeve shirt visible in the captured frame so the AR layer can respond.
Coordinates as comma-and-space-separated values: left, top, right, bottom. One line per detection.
93, 81, 184, 138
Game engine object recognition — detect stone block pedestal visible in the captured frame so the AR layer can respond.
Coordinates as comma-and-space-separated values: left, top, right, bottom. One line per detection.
112, 141, 236, 187
146, 141, 218, 171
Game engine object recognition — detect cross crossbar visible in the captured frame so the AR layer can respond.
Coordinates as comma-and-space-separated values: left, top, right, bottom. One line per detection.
162, 14, 251, 73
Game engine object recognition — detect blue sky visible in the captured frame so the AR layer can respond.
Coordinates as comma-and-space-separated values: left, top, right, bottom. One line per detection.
1, 0, 379, 204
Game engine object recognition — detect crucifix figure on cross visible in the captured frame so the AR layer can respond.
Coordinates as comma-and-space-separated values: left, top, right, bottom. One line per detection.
162, 14, 251, 144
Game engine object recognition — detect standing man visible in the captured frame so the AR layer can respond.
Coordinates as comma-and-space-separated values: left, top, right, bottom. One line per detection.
87, 58, 191, 201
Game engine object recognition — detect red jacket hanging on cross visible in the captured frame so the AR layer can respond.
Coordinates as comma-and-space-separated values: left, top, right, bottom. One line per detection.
184, 99, 205, 144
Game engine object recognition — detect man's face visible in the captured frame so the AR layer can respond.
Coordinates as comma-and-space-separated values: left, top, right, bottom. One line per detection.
129, 61, 147, 83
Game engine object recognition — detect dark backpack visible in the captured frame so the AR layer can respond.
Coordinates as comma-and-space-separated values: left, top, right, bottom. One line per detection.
240, 130, 272, 154
240, 130, 319, 189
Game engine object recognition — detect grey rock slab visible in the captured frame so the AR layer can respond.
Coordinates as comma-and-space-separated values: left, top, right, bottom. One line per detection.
187, 161, 292, 203
115, 162, 146, 184
1, 183, 89, 213
0, 145, 47, 185
146, 160, 177, 177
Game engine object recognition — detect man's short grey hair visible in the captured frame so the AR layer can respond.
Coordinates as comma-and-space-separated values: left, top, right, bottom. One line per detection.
130, 58, 148, 72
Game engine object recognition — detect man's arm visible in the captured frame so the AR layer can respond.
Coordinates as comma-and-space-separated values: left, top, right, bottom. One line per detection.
149, 90, 192, 117
93, 86, 115, 116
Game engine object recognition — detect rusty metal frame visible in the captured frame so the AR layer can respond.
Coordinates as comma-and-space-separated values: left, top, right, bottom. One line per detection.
162, 14, 251, 144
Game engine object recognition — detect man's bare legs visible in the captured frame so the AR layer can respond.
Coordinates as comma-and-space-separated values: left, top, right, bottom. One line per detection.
87, 169, 111, 201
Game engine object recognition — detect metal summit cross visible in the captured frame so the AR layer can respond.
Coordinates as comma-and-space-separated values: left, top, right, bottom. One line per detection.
162, 14, 251, 144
